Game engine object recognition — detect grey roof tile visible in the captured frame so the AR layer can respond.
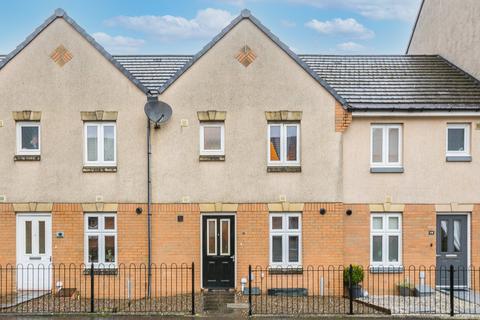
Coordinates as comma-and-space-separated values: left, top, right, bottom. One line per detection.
2, 9, 480, 112
113, 55, 193, 95
299, 55, 480, 111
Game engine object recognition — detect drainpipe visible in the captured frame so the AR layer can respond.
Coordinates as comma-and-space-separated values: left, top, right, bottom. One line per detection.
147, 118, 152, 298
144, 95, 171, 298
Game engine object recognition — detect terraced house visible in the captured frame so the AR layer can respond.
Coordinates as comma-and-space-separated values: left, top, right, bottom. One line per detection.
1, 5, 480, 296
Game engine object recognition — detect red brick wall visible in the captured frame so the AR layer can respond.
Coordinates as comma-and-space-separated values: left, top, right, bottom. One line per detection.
0, 204, 15, 265
0, 201, 477, 293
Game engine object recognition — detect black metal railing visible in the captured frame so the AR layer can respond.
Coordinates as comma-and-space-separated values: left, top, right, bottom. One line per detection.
0, 263, 195, 314
247, 265, 480, 316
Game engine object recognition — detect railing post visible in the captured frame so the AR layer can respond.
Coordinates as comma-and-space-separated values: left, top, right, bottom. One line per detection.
191, 262, 195, 315
449, 265, 454, 317
90, 264, 95, 313
348, 264, 353, 315
248, 265, 252, 316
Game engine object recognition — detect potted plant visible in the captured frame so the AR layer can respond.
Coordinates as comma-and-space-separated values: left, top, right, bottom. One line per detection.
343, 265, 364, 299
397, 278, 415, 296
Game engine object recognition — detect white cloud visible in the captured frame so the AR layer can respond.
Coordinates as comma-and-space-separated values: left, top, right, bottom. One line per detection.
337, 41, 365, 51
105, 8, 234, 41
306, 18, 374, 39
92, 32, 145, 53
289, 0, 421, 21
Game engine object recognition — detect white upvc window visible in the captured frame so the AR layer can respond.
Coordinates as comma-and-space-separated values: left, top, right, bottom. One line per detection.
84, 122, 116, 166
370, 124, 402, 168
199, 122, 224, 156
446, 123, 470, 157
269, 213, 301, 268
268, 123, 300, 166
84, 213, 117, 267
370, 213, 402, 267
16, 122, 41, 155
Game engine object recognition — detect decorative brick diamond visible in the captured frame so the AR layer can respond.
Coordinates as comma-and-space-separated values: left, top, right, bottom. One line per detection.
50, 45, 73, 67
235, 45, 256, 67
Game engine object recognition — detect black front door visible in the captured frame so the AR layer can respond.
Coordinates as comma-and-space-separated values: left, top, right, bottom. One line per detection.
436, 215, 468, 287
202, 215, 235, 288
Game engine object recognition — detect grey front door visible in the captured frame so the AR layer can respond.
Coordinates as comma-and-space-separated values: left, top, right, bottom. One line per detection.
436, 215, 468, 287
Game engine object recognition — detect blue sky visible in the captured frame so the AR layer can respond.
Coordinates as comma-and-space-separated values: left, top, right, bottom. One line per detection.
0, 0, 422, 55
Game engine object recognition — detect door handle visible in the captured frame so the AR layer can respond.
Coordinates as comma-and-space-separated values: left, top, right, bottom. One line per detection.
230, 255, 235, 262
445, 254, 458, 258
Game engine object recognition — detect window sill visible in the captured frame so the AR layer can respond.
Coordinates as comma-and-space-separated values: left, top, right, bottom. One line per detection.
14, 155, 41, 161
268, 267, 303, 275
83, 268, 118, 275
267, 166, 301, 173
199, 155, 225, 161
370, 167, 404, 173
83, 166, 117, 173
369, 265, 404, 274
446, 156, 472, 162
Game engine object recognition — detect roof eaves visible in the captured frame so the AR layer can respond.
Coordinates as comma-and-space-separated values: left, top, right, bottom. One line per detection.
157, 9, 349, 107
0, 8, 151, 96
349, 103, 480, 112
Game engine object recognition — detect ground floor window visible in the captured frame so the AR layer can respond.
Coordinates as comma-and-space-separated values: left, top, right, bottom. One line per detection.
371, 213, 402, 267
84, 213, 117, 267
269, 213, 301, 268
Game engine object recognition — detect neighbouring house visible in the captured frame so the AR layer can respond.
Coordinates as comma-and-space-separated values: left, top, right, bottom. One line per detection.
407, 0, 480, 79
1, 6, 480, 294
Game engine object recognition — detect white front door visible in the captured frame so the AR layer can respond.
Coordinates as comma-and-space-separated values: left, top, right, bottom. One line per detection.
16, 214, 52, 290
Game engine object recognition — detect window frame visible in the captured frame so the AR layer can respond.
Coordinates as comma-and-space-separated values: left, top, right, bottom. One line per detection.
370, 124, 402, 168
16, 121, 41, 155
84, 213, 117, 268
83, 122, 117, 167
269, 213, 302, 268
199, 122, 225, 156
446, 123, 470, 157
370, 213, 402, 267
267, 123, 300, 166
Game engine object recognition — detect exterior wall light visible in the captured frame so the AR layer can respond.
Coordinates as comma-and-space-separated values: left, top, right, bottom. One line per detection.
346, 209, 352, 216
136, 207, 143, 215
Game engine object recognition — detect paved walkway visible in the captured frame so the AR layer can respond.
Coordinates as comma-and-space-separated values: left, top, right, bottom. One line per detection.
0, 315, 477, 319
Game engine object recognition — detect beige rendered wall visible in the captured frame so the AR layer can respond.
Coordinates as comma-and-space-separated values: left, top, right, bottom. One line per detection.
408, 0, 480, 79
0, 18, 341, 204
0, 19, 148, 203
343, 116, 480, 204
157, 19, 341, 203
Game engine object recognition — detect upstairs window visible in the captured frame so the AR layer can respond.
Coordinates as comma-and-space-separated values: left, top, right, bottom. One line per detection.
270, 213, 301, 268
268, 123, 300, 166
84, 213, 117, 267
446, 123, 470, 157
371, 124, 402, 168
84, 123, 116, 166
16, 122, 40, 155
200, 122, 224, 156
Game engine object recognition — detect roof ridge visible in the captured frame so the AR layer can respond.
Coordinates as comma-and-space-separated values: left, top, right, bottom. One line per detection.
0, 8, 151, 95
156, 9, 348, 106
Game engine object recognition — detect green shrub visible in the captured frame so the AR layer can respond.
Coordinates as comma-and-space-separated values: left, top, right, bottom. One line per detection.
343, 265, 364, 286
397, 278, 415, 289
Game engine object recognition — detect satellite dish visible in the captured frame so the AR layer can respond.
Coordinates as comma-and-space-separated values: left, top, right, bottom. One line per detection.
144, 99, 172, 124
